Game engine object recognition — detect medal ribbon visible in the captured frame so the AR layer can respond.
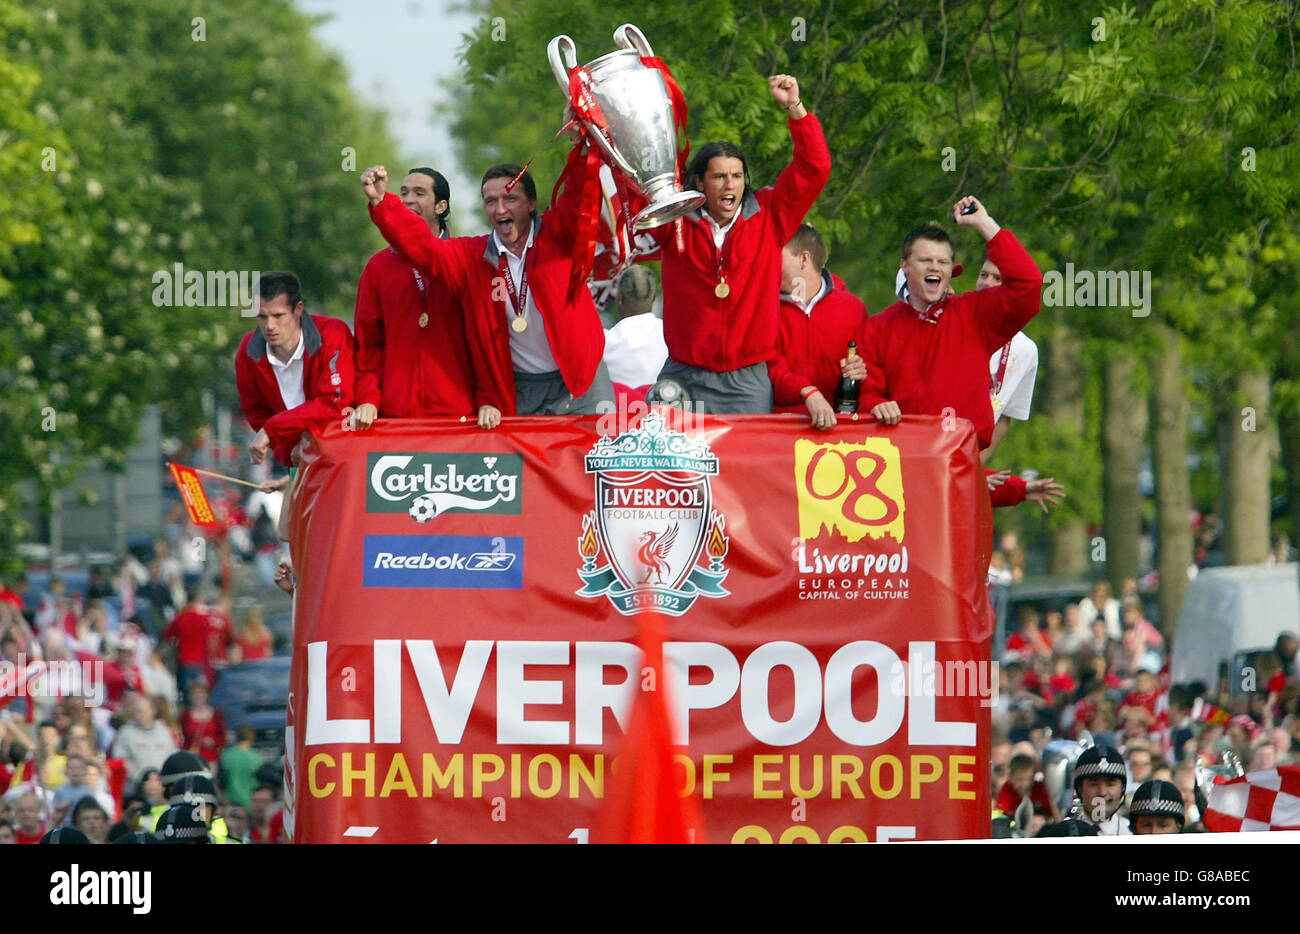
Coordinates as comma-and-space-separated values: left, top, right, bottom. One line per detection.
990, 341, 1011, 394
497, 250, 530, 325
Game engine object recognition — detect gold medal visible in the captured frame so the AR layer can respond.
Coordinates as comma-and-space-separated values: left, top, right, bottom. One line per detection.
715, 280, 730, 299
418, 312, 429, 329
991, 394, 1004, 413
511, 316, 528, 333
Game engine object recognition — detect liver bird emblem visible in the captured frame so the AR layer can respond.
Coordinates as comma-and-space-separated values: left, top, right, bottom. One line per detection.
636, 523, 678, 585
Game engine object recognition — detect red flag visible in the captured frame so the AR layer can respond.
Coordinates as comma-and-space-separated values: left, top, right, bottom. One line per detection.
596, 611, 704, 844
1192, 697, 1231, 726
167, 462, 220, 529
1203, 765, 1300, 832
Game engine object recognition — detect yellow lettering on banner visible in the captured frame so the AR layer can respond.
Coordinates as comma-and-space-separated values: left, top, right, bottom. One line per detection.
341, 752, 374, 798
949, 755, 977, 801
779, 826, 820, 844
731, 825, 773, 844
570, 754, 604, 799
422, 753, 464, 797
910, 755, 942, 799
869, 755, 902, 799
832, 755, 865, 799
702, 755, 733, 799
790, 754, 823, 798
675, 753, 696, 797
827, 825, 869, 843
472, 754, 505, 798
510, 753, 522, 798
529, 754, 562, 798
309, 754, 335, 797
380, 753, 417, 798
753, 755, 783, 799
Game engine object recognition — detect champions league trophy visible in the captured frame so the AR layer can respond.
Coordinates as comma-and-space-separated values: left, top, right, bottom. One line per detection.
548, 24, 704, 230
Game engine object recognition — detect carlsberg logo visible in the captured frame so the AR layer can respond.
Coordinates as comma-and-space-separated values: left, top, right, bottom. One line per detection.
367, 453, 522, 516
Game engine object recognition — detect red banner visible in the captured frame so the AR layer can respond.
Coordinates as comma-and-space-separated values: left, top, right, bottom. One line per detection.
286, 411, 994, 843
167, 462, 220, 529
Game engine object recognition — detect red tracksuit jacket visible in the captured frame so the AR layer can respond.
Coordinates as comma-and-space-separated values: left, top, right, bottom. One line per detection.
234, 313, 356, 466
858, 229, 1043, 449
354, 246, 476, 417
369, 146, 605, 415
768, 270, 869, 410
648, 113, 832, 373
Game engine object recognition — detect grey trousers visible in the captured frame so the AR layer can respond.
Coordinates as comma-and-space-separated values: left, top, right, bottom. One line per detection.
656, 359, 773, 414
514, 363, 614, 415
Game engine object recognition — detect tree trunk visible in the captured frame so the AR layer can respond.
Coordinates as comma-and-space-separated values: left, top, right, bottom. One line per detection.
1223, 369, 1272, 564
1101, 352, 1146, 594
1041, 315, 1089, 575
1280, 412, 1300, 551
1149, 327, 1193, 632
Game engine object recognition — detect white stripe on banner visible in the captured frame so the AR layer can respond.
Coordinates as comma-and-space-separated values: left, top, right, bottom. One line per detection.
343, 826, 379, 838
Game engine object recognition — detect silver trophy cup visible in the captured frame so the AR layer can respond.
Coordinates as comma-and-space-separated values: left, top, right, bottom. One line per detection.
548, 24, 704, 230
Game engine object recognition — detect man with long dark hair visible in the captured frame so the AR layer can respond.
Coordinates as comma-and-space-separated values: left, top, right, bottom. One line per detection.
643, 74, 830, 413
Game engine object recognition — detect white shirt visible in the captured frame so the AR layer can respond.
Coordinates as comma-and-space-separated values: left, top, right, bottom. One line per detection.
990, 331, 1039, 423
704, 211, 739, 251
603, 315, 668, 388
493, 227, 560, 374
781, 274, 829, 316
267, 333, 306, 409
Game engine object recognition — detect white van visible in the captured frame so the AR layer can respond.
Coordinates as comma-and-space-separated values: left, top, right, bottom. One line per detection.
1170, 563, 1298, 697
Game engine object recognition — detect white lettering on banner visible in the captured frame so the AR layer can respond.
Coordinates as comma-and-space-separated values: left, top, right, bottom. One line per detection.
574, 642, 639, 744
907, 642, 977, 746
306, 642, 369, 744
738, 642, 823, 745
823, 642, 905, 745
406, 640, 493, 744
496, 641, 570, 744
301, 639, 978, 748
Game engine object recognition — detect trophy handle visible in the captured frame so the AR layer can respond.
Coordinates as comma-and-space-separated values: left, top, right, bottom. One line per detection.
613, 23, 654, 58
547, 35, 578, 93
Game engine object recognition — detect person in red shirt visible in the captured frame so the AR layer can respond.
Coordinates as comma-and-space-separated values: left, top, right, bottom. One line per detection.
12, 791, 46, 844
353, 167, 477, 427
234, 606, 273, 663
766, 223, 868, 430
1121, 665, 1162, 719
179, 680, 226, 766
646, 74, 830, 413
362, 113, 611, 428
234, 271, 357, 467
859, 199, 1043, 450
162, 591, 211, 697
995, 754, 1059, 822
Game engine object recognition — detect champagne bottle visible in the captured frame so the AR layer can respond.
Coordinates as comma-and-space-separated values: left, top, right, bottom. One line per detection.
834, 341, 860, 413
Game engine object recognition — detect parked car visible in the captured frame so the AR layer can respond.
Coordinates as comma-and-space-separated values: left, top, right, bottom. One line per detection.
210, 656, 290, 783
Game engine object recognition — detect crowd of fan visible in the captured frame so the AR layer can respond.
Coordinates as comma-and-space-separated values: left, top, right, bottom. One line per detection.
987, 557, 1300, 835
0, 511, 286, 844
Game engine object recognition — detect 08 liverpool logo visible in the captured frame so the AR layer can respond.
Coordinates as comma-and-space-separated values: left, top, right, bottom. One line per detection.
576, 411, 729, 617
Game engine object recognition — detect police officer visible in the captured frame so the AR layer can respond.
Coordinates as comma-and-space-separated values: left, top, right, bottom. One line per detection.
1072, 744, 1132, 835
1129, 779, 1185, 835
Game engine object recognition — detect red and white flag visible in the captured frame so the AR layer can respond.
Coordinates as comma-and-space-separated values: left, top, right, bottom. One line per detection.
1203, 765, 1300, 832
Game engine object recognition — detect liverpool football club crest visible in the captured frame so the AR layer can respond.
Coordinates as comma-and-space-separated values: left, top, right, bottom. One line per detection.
577, 411, 729, 616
